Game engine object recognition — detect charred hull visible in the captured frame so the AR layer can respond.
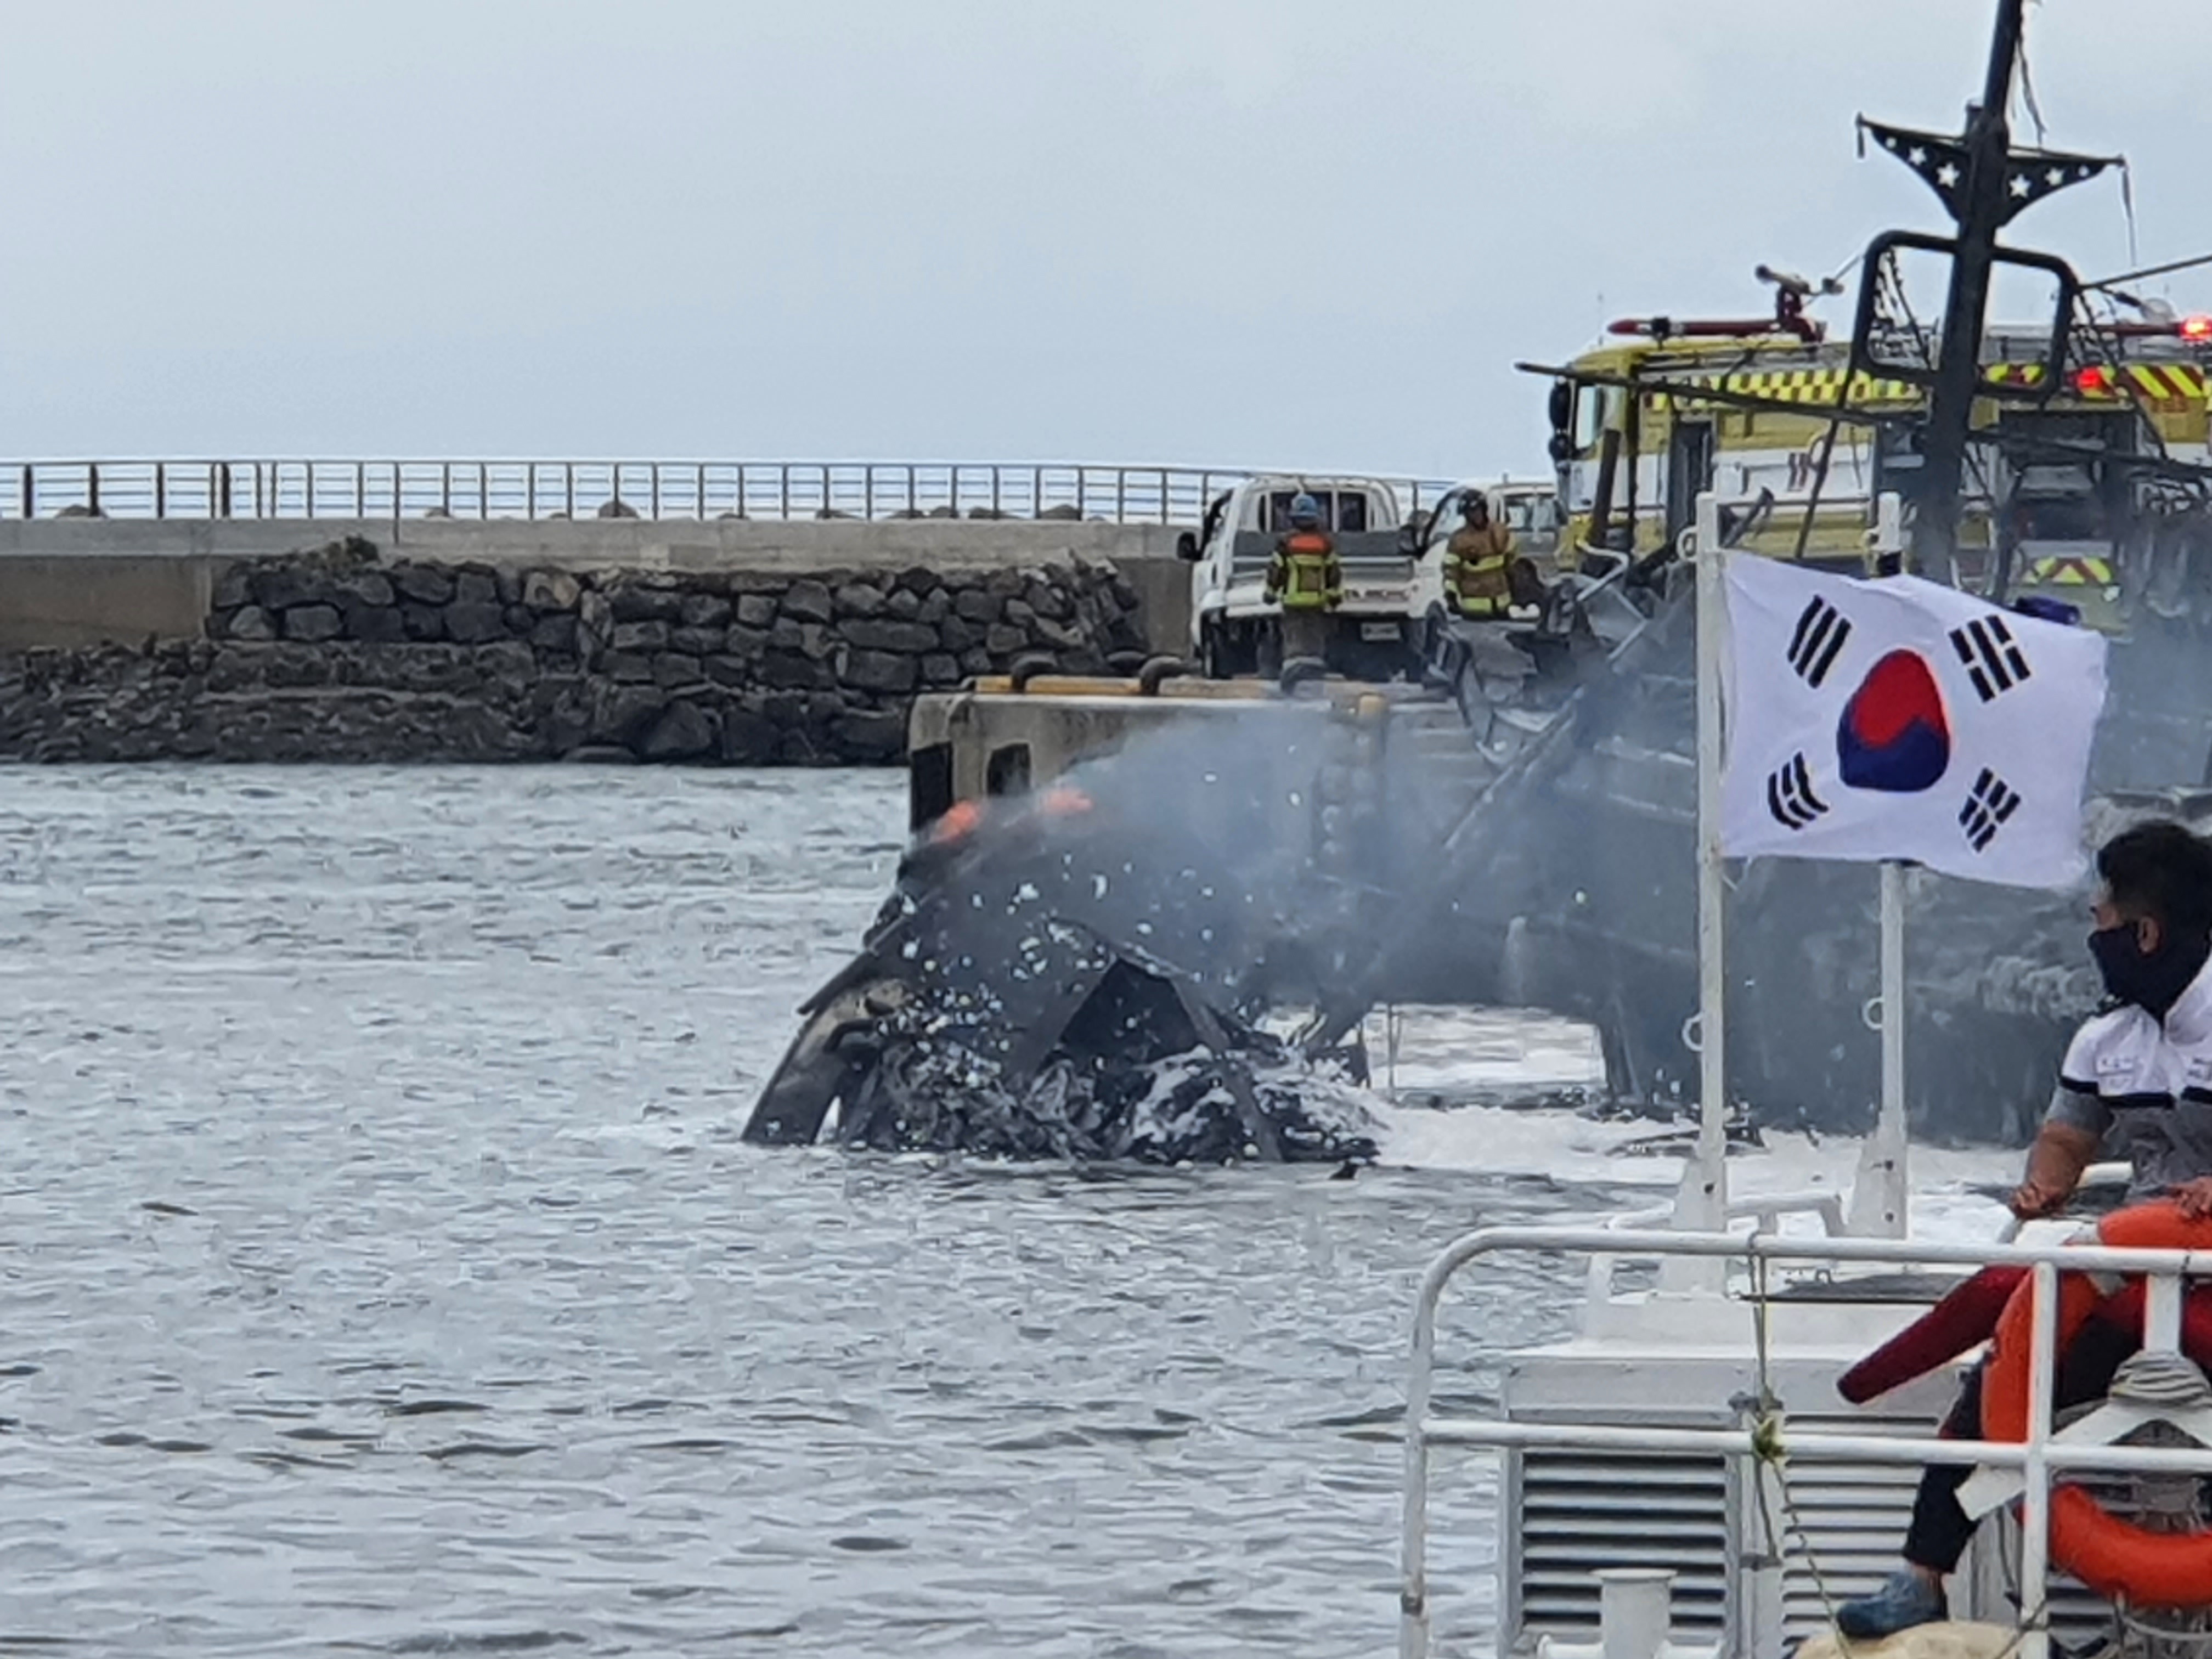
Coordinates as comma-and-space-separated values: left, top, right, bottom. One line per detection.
744, 968, 1380, 1165
742, 812, 1381, 1164
822, 1019, 1379, 1165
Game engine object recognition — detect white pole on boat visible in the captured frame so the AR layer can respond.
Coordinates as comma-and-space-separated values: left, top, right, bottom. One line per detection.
1839, 868, 1912, 1237
2018, 1260, 2058, 1659
1687, 490, 1730, 1235
1849, 493, 1912, 1239
1876, 871, 1911, 1238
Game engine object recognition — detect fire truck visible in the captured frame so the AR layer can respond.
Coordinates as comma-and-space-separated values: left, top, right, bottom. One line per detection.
1535, 289, 2212, 630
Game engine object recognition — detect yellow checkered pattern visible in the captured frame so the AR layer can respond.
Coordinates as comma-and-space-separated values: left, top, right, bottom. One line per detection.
1668, 360, 2209, 409
1983, 362, 2208, 401
1680, 368, 1920, 405
2023, 555, 2115, 586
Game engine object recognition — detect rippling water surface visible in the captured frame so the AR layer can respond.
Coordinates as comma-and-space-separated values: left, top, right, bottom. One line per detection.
0, 766, 1666, 1656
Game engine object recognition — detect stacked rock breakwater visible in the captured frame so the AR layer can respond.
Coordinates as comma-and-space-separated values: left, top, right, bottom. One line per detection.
0, 537, 1152, 764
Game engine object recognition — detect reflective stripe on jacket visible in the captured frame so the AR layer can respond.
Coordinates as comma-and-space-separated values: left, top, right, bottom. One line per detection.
1266, 530, 1342, 611
1446, 523, 1516, 616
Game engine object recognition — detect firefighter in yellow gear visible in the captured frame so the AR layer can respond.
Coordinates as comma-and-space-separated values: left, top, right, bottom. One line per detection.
1443, 493, 1518, 619
1264, 493, 1342, 663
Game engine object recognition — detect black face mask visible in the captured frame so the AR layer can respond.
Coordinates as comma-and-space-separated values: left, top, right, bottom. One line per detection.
2090, 922, 2211, 1018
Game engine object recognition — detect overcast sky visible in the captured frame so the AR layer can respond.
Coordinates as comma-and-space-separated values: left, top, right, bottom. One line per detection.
1, 0, 2203, 479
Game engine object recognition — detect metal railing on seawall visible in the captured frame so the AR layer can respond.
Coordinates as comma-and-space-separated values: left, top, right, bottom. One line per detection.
0, 459, 1456, 527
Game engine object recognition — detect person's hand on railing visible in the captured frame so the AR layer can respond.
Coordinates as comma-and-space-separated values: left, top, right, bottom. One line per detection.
2008, 1175, 2074, 1221
2171, 1175, 2212, 1221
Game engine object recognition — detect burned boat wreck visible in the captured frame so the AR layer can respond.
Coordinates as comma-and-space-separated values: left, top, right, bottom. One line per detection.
744, 941, 1379, 1165
742, 562, 1655, 1164
741, 742, 1390, 1165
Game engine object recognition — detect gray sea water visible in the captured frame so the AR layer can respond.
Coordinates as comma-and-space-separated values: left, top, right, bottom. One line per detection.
0, 766, 1635, 1657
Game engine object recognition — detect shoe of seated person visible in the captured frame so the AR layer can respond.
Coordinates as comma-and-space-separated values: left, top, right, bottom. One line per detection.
1835, 1568, 1944, 1640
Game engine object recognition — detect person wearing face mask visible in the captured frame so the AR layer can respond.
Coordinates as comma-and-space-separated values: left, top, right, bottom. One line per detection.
2016, 819, 2212, 1222
1836, 818, 2212, 1640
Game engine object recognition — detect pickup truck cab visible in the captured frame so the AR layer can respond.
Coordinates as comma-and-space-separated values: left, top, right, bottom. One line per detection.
1177, 475, 1435, 680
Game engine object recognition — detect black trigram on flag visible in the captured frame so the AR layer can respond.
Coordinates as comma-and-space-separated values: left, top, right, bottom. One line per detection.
1767, 752, 1830, 830
1787, 597, 1852, 688
1959, 769, 2023, 852
1948, 614, 2033, 702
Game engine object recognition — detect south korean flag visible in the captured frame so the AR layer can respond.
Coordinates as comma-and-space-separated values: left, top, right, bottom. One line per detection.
1719, 556, 2108, 888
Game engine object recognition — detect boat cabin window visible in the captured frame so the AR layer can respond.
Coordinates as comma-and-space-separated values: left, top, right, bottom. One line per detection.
1874, 421, 1926, 495
985, 743, 1032, 797
909, 742, 954, 831
1995, 410, 2132, 545
2007, 473, 2106, 543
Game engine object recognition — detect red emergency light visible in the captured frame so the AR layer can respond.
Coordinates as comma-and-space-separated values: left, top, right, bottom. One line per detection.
2074, 365, 2114, 395
2183, 315, 2212, 341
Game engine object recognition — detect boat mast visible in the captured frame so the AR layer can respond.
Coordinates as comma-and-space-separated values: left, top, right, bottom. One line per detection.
1912, 0, 2028, 574
1864, 0, 2114, 574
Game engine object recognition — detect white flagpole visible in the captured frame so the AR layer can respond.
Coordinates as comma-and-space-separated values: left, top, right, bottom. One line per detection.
1846, 859, 1912, 1237
1688, 490, 1730, 1235
1850, 493, 1912, 1239
1881, 861, 1909, 1221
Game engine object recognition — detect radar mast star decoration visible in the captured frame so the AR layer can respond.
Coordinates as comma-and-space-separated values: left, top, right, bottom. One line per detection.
1858, 117, 2117, 227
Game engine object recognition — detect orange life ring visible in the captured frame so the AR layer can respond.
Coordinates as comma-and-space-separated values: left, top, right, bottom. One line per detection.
1983, 1201, 2212, 1607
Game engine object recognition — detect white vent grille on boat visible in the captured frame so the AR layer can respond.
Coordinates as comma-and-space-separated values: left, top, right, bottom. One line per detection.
1507, 1412, 2122, 1652
1764, 1414, 1929, 1638
1514, 1451, 1731, 1639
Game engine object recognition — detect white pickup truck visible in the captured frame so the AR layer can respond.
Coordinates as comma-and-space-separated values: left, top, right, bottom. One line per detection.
1175, 475, 1437, 680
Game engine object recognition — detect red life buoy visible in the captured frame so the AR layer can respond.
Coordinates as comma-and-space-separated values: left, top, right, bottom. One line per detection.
1982, 1201, 2212, 1608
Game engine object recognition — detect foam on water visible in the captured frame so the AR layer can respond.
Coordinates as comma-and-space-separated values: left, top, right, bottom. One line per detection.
1359, 1003, 2026, 1246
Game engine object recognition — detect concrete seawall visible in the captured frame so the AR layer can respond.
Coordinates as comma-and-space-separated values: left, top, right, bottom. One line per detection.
0, 522, 1196, 766
0, 518, 1194, 653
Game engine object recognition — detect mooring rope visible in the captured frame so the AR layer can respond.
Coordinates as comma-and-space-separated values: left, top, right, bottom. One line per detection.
1742, 1242, 2051, 1659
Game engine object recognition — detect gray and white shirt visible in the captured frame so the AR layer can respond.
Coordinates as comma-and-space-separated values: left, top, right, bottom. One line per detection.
2046, 955, 2212, 1200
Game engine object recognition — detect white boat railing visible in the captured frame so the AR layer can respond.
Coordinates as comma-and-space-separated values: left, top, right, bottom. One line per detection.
1600, 1192, 1849, 1235
1402, 1224, 2212, 1659
1587, 1194, 1846, 1305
